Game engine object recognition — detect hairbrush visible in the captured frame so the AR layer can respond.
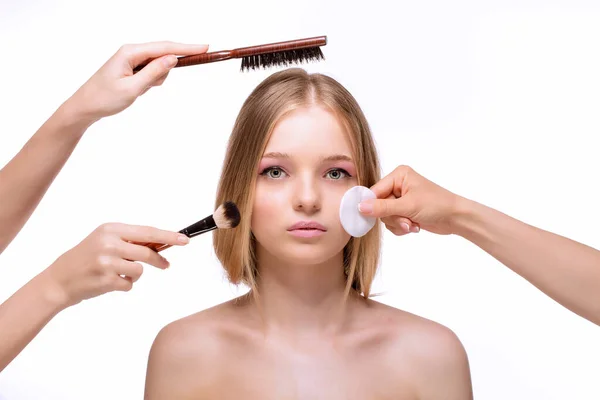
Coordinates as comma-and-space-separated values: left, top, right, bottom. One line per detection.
142, 201, 241, 253
134, 35, 327, 73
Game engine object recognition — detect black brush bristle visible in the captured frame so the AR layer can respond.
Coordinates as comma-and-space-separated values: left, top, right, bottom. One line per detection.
240, 47, 325, 72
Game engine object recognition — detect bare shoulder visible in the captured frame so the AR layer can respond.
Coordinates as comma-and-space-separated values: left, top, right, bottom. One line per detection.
144, 295, 253, 400
360, 299, 473, 400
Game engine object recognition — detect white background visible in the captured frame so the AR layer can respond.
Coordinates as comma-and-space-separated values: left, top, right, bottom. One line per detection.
1, 0, 599, 399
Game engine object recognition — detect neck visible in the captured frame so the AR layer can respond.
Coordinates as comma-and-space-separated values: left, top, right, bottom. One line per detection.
250, 246, 357, 337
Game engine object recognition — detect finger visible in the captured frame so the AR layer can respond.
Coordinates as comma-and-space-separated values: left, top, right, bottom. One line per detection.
114, 260, 144, 283
152, 70, 169, 87
113, 275, 134, 292
358, 196, 414, 219
381, 216, 413, 233
385, 223, 409, 237
145, 70, 170, 89
369, 165, 410, 199
381, 215, 420, 232
379, 194, 397, 221
111, 223, 189, 246
118, 241, 170, 269
127, 55, 176, 95
124, 41, 209, 67
380, 195, 420, 232
138, 71, 169, 96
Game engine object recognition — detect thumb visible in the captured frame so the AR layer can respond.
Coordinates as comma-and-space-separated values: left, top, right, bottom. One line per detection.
358, 197, 412, 219
129, 55, 177, 94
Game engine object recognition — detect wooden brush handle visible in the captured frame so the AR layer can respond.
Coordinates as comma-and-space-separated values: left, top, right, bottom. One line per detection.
232, 35, 327, 57
133, 51, 232, 72
174, 51, 234, 67
133, 35, 327, 72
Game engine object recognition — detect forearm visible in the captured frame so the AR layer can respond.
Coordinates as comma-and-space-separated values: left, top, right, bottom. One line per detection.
453, 198, 600, 326
0, 270, 67, 372
0, 100, 92, 254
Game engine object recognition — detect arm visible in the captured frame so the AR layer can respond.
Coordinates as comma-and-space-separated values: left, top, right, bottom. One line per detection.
0, 103, 89, 254
0, 40, 204, 372
360, 165, 600, 326
0, 41, 209, 255
0, 222, 189, 373
0, 271, 66, 371
453, 197, 600, 326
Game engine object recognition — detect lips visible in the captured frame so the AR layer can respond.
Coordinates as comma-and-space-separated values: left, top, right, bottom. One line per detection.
287, 221, 327, 231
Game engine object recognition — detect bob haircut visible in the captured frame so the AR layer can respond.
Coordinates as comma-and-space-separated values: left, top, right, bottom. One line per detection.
213, 68, 382, 298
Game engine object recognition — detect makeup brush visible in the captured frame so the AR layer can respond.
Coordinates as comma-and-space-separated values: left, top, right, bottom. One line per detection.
142, 201, 241, 253
133, 35, 327, 73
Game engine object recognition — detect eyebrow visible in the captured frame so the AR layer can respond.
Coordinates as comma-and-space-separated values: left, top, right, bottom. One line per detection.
262, 152, 353, 162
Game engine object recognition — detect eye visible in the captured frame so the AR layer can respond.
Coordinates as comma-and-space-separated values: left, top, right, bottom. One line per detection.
326, 168, 350, 180
261, 166, 287, 179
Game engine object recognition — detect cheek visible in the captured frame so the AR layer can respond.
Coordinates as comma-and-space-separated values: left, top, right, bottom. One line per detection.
323, 186, 347, 225
251, 183, 288, 232
323, 191, 352, 250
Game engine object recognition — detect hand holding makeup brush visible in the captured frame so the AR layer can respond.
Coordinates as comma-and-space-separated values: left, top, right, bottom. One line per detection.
358, 164, 600, 326
0, 222, 190, 372
42, 222, 192, 307
139, 201, 241, 253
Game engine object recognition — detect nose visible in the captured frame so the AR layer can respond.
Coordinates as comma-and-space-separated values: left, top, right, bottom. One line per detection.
292, 172, 321, 213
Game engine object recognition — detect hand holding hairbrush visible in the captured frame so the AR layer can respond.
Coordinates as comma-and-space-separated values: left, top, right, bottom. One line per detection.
134, 35, 327, 73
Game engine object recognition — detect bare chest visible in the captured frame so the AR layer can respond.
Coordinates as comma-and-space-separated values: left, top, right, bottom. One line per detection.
193, 341, 418, 400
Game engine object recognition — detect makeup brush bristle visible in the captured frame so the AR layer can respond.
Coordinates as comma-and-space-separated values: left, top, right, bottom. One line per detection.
240, 47, 325, 72
214, 201, 241, 229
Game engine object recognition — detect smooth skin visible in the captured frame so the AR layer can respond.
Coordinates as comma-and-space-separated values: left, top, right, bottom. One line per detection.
144, 105, 473, 400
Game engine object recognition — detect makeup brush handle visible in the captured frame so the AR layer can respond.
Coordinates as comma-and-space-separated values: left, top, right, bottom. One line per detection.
138, 222, 217, 253
144, 242, 173, 253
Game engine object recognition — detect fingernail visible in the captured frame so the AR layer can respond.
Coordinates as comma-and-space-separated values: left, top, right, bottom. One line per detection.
358, 201, 373, 214
401, 222, 410, 232
411, 225, 420, 233
163, 55, 177, 68
178, 234, 190, 244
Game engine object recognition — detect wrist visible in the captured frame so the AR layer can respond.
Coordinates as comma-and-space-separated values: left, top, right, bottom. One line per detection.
56, 94, 98, 135
449, 195, 482, 237
35, 266, 72, 313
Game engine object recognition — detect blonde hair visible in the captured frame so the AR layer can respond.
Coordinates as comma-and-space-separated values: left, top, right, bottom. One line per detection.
213, 68, 381, 298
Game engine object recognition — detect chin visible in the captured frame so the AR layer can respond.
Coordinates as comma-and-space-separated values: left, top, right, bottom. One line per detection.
275, 241, 346, 266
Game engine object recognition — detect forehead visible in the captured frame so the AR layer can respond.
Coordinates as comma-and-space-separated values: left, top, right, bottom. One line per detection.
264, 105, 353, 155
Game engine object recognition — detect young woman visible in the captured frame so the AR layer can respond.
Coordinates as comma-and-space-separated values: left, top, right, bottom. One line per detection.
143, 68, 473, 399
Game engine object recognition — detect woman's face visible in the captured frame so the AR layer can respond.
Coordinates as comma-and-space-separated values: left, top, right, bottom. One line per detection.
251, 104, 358, 266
